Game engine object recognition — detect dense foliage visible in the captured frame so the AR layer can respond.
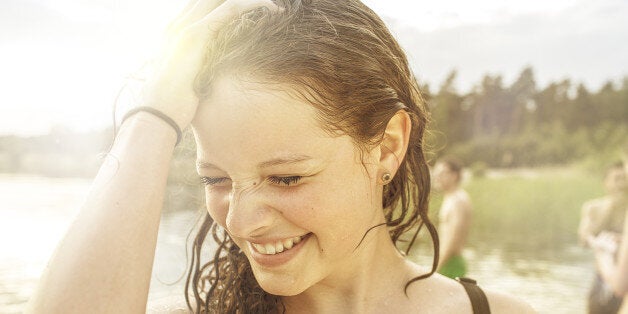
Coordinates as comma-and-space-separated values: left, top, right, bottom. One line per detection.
424, 67, 628, 170
0, 67, 626, 177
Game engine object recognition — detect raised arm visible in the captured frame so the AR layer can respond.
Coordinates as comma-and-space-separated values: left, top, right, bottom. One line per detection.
26, 115, 178, 313
578, 201, 598, 246
25, 1, 277, 312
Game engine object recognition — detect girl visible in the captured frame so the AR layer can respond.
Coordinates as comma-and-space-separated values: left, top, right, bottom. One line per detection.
27, 0, 534, 312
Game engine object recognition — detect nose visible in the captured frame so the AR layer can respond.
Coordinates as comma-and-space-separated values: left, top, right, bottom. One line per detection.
225, 183, 275, 238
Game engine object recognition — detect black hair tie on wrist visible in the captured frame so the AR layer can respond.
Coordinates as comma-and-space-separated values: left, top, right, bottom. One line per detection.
120, 106, 182, 146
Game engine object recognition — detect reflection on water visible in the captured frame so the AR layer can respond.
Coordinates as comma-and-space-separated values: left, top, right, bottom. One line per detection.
464, 245, 589, 312
0, 175, 594, 313
0, 175, 93, 313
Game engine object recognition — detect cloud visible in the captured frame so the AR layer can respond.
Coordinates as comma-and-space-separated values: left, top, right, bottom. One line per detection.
386, 0, 628, 91
0, 0, 113, 47
1, 0, 626, 134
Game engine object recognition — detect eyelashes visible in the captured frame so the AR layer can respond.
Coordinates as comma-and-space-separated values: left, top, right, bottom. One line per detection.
267, 176, 301, 186
200, 177, 229, 186
200, 176, 302, 187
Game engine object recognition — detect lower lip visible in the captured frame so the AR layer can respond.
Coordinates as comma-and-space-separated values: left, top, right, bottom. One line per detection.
248, 233, 311, 268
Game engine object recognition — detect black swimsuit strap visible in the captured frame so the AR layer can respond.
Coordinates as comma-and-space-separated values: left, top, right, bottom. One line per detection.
456, 277, 491, 314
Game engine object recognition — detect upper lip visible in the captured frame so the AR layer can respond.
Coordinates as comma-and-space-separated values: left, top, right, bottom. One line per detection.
245, 233, 310, 245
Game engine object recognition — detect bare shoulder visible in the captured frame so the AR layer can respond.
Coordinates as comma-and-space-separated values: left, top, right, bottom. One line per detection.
403, 262, 535, 313
485, 289, 537, 313
453, 190, 472, 210
404, 273, 476, 313
582, 197, 610, 213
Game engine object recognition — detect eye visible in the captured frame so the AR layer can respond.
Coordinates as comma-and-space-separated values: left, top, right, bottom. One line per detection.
200, 176, 230, 186
267, 176, 302, 186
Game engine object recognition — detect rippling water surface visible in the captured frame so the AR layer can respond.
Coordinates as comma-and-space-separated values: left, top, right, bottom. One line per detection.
0, 175, 593, 313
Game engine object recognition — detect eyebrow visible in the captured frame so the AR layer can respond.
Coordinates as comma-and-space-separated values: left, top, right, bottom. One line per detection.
258, 155, 313, 169
196, 155, 313, 170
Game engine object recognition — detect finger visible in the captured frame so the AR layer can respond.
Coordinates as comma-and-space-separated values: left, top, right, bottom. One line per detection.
189, 0, 280, 35
180, 0, 227, 26
179, 0, 201, 16
168, 0, 226, 34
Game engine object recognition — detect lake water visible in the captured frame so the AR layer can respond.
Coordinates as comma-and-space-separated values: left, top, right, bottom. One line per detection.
0, 175, 594, 313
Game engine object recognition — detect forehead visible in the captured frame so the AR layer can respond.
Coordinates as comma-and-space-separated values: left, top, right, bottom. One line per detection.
192, 75, 339, 167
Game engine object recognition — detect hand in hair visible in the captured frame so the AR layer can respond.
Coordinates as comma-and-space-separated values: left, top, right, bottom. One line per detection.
140, 0, 280, 130
25, 1, 280, 313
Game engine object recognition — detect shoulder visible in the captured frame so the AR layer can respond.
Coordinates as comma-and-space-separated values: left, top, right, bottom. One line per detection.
453, 189, 471, 205
403, 263, 535, 313
582, 197, 610, 213
484, 288, 537, 313
581, 197, 615, 224
443, 190, 470, 206
404, 272, 476, 313
449, 190, 472, 214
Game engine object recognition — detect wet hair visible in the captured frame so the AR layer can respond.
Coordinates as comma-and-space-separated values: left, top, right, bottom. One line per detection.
609, 161, 625, 172
437, 156, 464, 181
185, 0, 437, 312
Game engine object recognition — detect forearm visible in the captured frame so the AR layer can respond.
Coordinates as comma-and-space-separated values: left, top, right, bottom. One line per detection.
596, 253, 627, 296
437, 231, 457, 269
437, 223, 467, 269
594, 230, 628, 296
438, 246, 454, 270
578, 221, 593, 247
26, 113, 177, 313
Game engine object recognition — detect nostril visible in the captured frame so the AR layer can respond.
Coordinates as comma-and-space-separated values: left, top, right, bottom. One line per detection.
225, 193, 275, 239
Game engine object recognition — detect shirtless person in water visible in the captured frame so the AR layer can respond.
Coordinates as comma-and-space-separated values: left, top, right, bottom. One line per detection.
433, 157, 473, 279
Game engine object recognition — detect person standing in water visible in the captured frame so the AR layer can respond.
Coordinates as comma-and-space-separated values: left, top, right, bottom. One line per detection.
578, 162, 628, 314
433, 157, 473, 279
588, 145, 628, 314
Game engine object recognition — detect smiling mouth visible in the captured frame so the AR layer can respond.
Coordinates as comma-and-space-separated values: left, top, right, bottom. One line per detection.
249, 234, 310, 255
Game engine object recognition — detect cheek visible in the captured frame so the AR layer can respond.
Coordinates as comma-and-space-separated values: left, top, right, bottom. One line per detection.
283, 176, 375, 239
205, 188, 230, 227
268, 186, 320, 224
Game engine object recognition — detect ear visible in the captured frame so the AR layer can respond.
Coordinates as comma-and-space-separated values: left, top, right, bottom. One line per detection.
378, 110, 411, 180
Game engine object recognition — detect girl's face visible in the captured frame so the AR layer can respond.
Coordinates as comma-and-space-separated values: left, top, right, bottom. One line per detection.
191, 76, 385, 296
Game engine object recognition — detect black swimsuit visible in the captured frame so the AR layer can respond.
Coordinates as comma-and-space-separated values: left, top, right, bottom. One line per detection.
457, 277, 491, 314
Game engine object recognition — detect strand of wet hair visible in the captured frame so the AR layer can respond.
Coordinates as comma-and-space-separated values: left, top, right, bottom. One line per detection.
403, 215, 439, 296
353, 222, 388, 252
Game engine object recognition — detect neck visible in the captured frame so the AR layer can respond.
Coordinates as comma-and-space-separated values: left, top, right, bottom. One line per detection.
282, 226, 409, 313
443, 185, 461, 196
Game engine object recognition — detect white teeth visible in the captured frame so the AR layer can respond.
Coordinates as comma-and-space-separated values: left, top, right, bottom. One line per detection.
264, 243, 276, 254
283, 238, 294, 249
251, 235, 306, 255
275, 242, 284, 253
252, 243, 265, 253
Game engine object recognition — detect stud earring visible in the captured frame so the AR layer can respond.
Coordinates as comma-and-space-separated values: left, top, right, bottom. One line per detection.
381, 173, 392, 184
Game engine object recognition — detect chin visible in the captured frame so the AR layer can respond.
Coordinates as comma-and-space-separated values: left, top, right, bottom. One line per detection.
252, 271, 309, 296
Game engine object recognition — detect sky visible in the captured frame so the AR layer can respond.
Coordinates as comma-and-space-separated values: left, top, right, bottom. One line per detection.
1, 0, 627, 136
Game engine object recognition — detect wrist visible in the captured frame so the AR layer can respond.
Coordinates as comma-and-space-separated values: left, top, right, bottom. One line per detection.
120, 107, 182, 145
117, 111, 179, 147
